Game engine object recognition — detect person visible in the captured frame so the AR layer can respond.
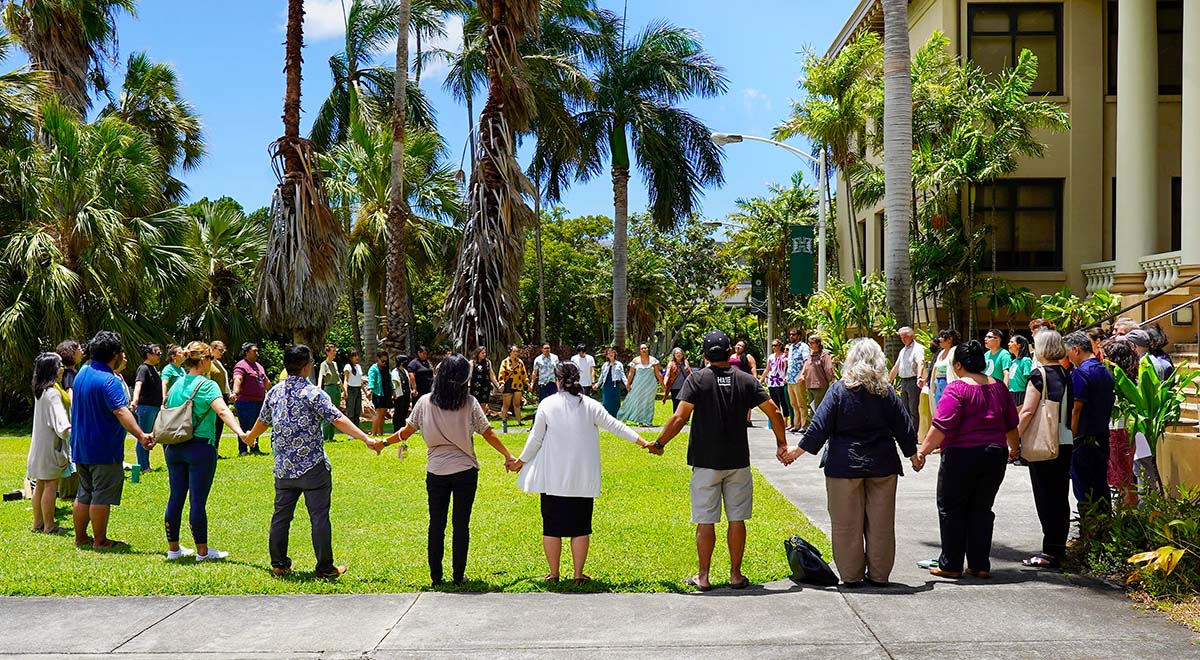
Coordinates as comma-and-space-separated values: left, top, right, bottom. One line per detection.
569, 344, 596, 396
1006, 335, 1033, 408
598, 347, 627, 417
232, 342, 269, 456
56, 339, 83, 395
1065, 330, 1115, 521
207, 341, 232, 454
342, 350, 364, 425
784, 328, 811, 433
889, 327, 925, 429
1112, 317, 1138, 337
381, 355, 518, 585
407, 347, 435, 401
784, 339, 918, 586
244, 344, 380, 578
651, 330, 789, 591
70, 331, 155, 550
913, 339, 1018, 579
367, 350, 393, 436
28, 352, 71, 534
662, 347, 693, 412
160, 344, 186, 398
1102, 338, 1139, 509
162, 342, 249, 562
130, 344, 163, 473
1146, 325, 1176, 380
983, 329, 1012, 382
532, 343, 561, 401
763, 339, 790, 422
1015, 331, 1073, 569
1085, 326, 1109, 361
801, 334, 836, 420
468, 347, 501, 416
730, 340, 758, 427
318, 345, 344, 442
391, 354, 413, 428
929, 329, 961, 410
618, 344, 660, 426
510, 362, 654, 583
498, 346, 529, 426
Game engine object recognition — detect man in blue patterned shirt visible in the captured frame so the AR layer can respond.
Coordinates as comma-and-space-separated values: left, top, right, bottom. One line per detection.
784, 328, 811, 433
245, 344, 381, 578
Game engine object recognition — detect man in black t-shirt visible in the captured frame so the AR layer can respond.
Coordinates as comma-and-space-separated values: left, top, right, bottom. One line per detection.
651, 330, 788, 591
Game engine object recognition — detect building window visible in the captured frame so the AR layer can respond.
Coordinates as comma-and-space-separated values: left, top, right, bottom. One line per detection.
1107, 1, 1183, 95
976, 179, 1063, 271
877, 212, 886, 272
857, 218, 866, 272
1171, 176, 1181, 252
968, 4, 1062, 96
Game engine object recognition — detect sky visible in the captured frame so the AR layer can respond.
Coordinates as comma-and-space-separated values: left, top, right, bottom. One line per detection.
5, 0, 859, 219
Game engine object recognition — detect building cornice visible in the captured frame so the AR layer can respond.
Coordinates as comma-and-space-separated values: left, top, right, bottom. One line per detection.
825, 0, 885, 58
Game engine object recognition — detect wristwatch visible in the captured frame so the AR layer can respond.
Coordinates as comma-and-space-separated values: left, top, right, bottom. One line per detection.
653, 441, 665, 450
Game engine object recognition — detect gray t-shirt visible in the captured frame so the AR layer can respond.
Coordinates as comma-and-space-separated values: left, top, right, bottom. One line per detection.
408, 394, 490, 475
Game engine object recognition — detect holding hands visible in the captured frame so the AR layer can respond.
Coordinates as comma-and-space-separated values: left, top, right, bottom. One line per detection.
778, 446, 804, 466
505, 457, 524, 472
138, 432, 155, 450
910, 453, 926, 472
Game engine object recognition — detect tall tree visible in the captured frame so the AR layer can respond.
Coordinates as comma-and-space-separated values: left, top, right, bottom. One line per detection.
257, 0, 347, 350
0, 29, 51, 146
882, 0, 912, 357
1, 0, 135, 115
539, 16, 726, 347
385, 0, 415, 355
101, 52, 205, 204
178, 201, 267, 348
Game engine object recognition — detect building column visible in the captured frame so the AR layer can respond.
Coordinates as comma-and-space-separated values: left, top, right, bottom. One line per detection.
1112, 0, 1159, 293
1181, 1, 1200, 278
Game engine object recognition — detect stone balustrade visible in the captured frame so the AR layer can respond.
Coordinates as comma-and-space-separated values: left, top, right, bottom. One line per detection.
1081, 260, 1116, 295
1139, 251, 1183, 295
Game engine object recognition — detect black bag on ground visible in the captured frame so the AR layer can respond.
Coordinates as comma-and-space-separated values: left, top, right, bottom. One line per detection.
785, 535, 839, 586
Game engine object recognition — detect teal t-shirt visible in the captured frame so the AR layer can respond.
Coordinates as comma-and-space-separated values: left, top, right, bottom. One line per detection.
1008, 356, 1033, 393
162, 362, 187, 395
165, 374, 222, 443
985, 349, 1013, 381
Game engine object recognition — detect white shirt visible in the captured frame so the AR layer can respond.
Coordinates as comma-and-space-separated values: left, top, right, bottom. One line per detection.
343, 363, 363, 387
570, 354, 596, 387
517, 393, 642, 498
897, 341, 926, 379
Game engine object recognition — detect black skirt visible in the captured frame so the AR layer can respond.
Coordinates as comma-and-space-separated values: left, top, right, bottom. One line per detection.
540, 493, 594, 538
371, 394, 393, 410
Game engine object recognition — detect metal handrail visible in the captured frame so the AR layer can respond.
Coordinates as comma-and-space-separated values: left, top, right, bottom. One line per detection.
1084, 272, 1200, 330
1143, 295, 1200, 328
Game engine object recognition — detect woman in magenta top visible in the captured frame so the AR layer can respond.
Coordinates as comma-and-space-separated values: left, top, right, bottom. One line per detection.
912, 340, 1018, 579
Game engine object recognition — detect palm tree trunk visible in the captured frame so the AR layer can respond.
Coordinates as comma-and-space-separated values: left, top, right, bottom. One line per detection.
415, 32, 423, 85
466, 91, 477, 173
282, 0, 304, 175
611, 166, 631, 348
363, 284, 378, 359
882, 0, 913, 359
386, 0, 416, 356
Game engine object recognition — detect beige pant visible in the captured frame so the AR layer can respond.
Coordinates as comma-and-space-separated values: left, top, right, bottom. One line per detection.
825, 475, 898, 583
786, 382, 809, 428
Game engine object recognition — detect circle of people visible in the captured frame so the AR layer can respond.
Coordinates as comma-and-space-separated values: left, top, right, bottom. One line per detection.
23, 317, 1166, 588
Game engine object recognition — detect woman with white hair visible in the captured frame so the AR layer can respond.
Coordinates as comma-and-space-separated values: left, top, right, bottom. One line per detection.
783, 339, 918, 586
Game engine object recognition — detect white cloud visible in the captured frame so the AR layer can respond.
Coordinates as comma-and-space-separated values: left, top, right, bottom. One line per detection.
742, 88, 772, 115
303, 0, 348, 41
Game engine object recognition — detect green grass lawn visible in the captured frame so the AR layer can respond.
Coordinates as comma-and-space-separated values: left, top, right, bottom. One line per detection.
0, 425, 826, 596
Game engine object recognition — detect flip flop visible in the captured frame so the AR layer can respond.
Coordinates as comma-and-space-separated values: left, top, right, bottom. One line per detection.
94, 540, 129, 551
684, 576, 712, 592
1022, 553, 1057, 569
729, 577, 751, 590
573, 575, 591, 586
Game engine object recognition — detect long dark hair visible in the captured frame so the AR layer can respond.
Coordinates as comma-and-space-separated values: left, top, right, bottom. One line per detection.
1009, 335, 1031, 361
33, 352, 62, 399
556, 362, 583, 396
431, 354, 470, 410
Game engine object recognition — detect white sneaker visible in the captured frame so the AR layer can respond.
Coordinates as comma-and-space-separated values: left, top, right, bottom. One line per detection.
166, 547, 194, 560
195, 549, 228, 562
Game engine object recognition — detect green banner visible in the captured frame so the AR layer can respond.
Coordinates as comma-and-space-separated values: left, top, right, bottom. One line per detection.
750, 272, 767, 302
789, 224, 815, 295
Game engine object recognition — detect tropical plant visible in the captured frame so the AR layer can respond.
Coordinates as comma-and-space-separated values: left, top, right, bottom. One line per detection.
880, 0, 913, 357
257, 0, 348, 349
1111, 359, 1200, 464
789, 273, 895, 361
979, 280, 1036, 334
1, 0, 136, 114
0, 29, 51, 146
1034, 288, 1121, 331
100, 52, 205, 204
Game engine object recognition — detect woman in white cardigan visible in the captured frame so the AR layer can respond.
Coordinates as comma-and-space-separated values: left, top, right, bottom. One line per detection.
27, 352, 72, 534
510, 362, 655, 584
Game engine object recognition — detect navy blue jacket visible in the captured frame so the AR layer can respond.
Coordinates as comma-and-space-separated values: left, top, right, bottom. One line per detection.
799, 380, 918, 478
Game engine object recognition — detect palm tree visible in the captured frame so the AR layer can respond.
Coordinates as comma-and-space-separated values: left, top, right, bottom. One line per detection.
882, 0, 912, 356
385, 0, 415, 356
546, 16, 726, 347
178, 201, 267, 347
0, 29, 51, 146
100, 52, 205, 204
1, 0, 136, 115
0, 99, 193, 369
257, 0, 348, 350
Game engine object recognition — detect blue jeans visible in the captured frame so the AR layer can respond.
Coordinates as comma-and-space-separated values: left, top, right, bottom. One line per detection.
932, 377, 948, 411
538, 382, 558, 401
164, 438, 218, 545
236, 400, 263, 453
135, 405, 159, 470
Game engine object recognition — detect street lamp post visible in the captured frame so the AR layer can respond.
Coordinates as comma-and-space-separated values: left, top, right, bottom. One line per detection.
711, 132, 828, 291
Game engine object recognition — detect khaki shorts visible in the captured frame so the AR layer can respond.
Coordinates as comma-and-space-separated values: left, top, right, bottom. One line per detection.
690, 467, 753, 524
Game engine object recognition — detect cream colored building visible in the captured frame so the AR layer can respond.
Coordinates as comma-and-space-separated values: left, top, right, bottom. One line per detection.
828, 0, 1200, 340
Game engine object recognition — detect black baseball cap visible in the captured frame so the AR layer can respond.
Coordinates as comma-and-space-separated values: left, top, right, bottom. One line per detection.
703, 331, 731, 361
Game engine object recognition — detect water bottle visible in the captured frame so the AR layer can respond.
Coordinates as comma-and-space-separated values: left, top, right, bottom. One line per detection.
398, 443, 408, 460
130, 465, 141, 483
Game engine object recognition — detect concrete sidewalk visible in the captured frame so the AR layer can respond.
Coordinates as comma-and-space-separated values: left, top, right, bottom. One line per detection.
1, 418, 1197, 659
